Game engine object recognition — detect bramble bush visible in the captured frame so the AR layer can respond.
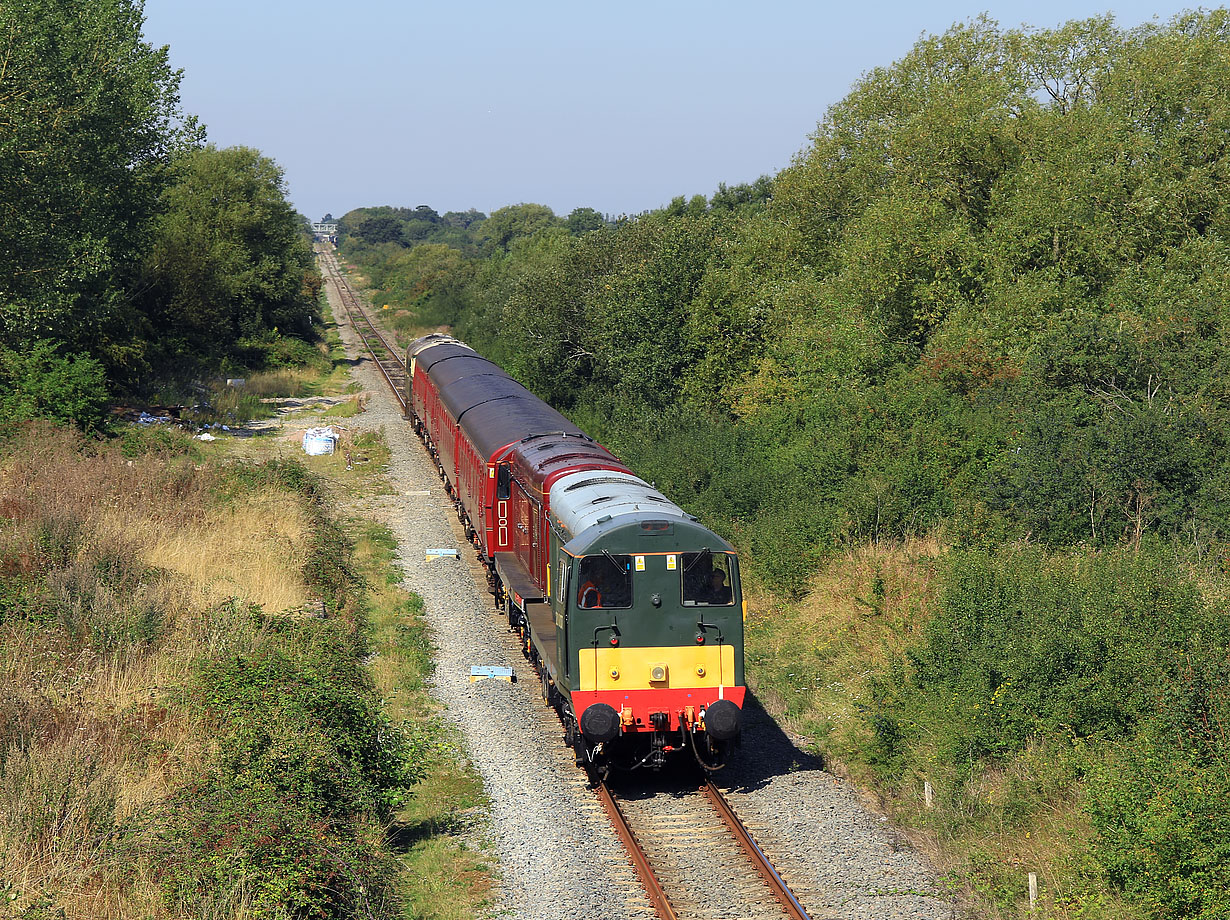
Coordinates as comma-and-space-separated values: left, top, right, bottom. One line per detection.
145, 608, 414, 918
896, 544, 1216, 760
1085, 657, 1230, 920
193, 619, 416, 818
147, 780, 397, 919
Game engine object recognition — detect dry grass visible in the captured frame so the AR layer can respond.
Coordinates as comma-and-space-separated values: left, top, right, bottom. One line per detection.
745, 534, 946, 753
140, 493, 310, 612
0, 423, 314, 917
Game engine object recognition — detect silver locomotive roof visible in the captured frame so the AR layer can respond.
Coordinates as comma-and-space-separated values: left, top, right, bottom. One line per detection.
408, 333, 468, 358
548, 469, 693, 539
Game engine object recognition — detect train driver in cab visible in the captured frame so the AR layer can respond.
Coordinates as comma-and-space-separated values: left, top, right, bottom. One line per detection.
706, 567, 733, 605
579, 578, 602, 608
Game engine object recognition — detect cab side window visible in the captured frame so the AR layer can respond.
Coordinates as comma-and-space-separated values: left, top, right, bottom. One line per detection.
681, 552, 734, 606
576, 555, 632, 608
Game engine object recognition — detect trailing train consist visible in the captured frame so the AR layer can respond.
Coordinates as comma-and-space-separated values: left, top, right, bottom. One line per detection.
405, 334, 746, 772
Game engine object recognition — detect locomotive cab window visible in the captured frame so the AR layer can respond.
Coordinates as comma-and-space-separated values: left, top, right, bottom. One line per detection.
681, 552, 735, 606
576, 554, 632, 609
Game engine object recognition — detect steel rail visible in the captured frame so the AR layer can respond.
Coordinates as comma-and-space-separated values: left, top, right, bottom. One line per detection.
701, 781, 812, 920
596, 782, 679, 920
318, 249, 408, 413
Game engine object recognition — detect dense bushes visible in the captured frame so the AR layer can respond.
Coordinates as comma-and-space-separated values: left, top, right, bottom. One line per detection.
146, 616, 411, 917
0, 342, 109, 431
861, 544, 1230, 917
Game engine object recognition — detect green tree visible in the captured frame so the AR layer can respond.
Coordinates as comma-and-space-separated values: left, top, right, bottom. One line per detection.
481, 203, 560, 251
565, 207, 607, 234
0, 0, 192, 366
139, 145, 318, 371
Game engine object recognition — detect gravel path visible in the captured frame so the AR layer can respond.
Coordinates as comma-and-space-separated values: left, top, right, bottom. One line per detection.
320, 261, 963, 920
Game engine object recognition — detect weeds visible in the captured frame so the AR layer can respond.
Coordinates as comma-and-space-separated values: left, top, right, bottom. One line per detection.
0, 423, 415, 918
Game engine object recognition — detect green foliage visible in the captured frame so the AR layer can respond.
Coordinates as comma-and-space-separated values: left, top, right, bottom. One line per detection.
1085, 667, 1230, 920
856, 543, 1230, 914
147, 780, 397, 919
480, 202, 561, 252
902, 546, 1220, 757
118, 424, 198, 458
148, 601, 412, 918
0, 342, 109, 430
138, 145, 321, 377
0, 0, 191, 362
565, 206, 608, 234
192, 619, 415, 818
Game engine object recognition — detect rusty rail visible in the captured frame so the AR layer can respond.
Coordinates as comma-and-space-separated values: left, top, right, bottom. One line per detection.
596, 782, 679, 920
702, 781, 811, 920
599, 778, 811, 920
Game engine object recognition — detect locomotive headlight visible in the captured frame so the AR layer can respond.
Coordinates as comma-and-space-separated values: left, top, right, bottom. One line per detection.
650, 664, 667, 682
696, 666, 706, 677
609, 668, 620, 680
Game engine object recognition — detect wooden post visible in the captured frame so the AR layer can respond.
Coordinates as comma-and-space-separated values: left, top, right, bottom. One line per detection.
924, 780, 934, 808
1028, 872, 1037, 910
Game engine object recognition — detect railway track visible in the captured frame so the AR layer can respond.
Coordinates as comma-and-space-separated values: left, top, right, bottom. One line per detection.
599, 776, 812, 920
318, 244, 812, 920
318, 246, 409, 414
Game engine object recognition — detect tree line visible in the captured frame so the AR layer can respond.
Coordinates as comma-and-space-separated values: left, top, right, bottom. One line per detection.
342, 11, 1230, 917
0, 0, 320, 429
344, 12, 1230, 591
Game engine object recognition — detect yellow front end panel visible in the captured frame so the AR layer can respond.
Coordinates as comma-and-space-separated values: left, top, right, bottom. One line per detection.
579, 645, 736, 692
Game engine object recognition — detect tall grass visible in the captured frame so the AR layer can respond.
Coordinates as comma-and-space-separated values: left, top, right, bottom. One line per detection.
0, 422, 411, 918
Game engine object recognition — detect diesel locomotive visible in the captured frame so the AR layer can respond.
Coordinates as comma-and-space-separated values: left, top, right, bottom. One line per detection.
405, 334, 746, 773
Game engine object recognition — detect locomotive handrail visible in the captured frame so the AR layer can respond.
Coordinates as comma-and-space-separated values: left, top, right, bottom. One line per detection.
591, 619, 620, 646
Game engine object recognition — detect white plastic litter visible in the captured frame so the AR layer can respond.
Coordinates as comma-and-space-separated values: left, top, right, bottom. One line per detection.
302, 427, 338, 456
195, 432, 217, 441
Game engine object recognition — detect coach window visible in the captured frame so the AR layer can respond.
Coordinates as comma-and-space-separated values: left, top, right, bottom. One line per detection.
496, 465, 511, 500
576, 554, 632, 609
681, 552, 735, 606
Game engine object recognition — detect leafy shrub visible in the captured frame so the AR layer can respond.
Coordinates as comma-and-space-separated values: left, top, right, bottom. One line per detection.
146, 781, 397, 919
118, 424, 197, 458
192, 619, 414, 818
899, 544, 1217, 759
1085, 657, 1230, 920
0, 341, 108, 431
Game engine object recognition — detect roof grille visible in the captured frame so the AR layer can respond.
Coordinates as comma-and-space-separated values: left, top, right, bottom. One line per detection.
564, 476, 636, 491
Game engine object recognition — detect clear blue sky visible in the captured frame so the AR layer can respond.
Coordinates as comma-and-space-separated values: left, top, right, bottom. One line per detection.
141, 0, 1200, 222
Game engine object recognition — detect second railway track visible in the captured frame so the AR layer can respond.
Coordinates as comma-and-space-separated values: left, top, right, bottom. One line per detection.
318, 247, 409, 412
